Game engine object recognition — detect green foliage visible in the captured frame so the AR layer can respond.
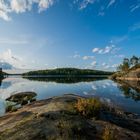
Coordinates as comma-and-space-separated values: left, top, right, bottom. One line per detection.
130, 56, 139, 66
117, 63, 129, 72
117, 56, 140, 72
23, 68, 113, 76
75, 98, 101, 118
129, 64, 140, 71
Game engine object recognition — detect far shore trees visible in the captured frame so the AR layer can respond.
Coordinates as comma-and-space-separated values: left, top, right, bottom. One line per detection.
23, 68, 113, 76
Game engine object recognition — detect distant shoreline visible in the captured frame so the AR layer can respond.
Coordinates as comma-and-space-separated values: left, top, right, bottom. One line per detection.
22, 75, 110, 78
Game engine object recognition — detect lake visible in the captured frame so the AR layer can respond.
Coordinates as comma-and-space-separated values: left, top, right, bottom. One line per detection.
0, 76, 140, 116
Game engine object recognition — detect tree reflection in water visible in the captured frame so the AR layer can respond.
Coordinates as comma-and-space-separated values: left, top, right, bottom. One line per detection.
117, 80, 140, 101
0, 78, 3, 86
24, 77, 106, 84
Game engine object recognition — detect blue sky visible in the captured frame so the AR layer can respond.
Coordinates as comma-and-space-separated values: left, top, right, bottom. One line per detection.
0, 0, 140, 71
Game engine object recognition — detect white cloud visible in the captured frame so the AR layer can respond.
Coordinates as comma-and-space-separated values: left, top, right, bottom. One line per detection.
11, 0, 30, 13
75, 0, 117, 15
82, 55, 95, 60
76, 43, 121, 70
0, 0, 11, 21
11, 0, 55, 13
101, 63, 110, 69
38, 0, 54, 12
78, 0, 96, 10
111, 35, 128, 43
130, 3, 140, 12
92, 45, 115, 54
103, 46, 113, 54
73, 54, 80, 58
0, 10, 10, 21
101, 62, 119, 70
91, 61, 97, 66
0, 0, 55, 21
0, 49, 24, 68
107, 0, 116, 8
102, 62, 107, 66
92, 47, 100, 53
0, 0, 139, 21
111, 64, 118, 68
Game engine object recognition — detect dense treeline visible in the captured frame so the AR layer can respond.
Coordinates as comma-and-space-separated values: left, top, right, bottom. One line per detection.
23, 68, 113, 76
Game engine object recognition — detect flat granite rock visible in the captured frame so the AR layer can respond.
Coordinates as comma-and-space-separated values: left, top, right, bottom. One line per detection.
0, 94, 140, 140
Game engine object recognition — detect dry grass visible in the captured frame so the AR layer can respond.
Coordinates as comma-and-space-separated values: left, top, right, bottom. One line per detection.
102, 125, 116, 140
75, 98, 101, 118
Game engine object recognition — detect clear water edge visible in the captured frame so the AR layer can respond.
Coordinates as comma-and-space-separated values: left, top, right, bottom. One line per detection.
0, 77, 140, 116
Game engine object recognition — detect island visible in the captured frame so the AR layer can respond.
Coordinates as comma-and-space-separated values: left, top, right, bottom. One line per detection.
23, 68, 114, 77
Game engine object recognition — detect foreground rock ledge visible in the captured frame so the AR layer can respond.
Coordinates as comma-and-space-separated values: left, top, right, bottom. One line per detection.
0, 94, 140, 140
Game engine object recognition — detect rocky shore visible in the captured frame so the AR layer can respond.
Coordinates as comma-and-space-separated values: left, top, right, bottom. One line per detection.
111, 68, 140, 81
0, 94, 140, 140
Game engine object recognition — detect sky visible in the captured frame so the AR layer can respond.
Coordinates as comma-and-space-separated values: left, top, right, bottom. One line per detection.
0, 0, 140, 72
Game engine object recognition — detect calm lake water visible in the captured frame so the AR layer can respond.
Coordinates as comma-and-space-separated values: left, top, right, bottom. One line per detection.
0, 76, 140, 116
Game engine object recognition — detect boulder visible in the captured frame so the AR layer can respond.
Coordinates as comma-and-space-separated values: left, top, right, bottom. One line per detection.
6, 92, 37, 104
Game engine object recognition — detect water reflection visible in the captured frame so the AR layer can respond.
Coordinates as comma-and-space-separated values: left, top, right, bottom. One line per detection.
25, 77, 140, 101
0, 78, 3, 86
117, 80, 140, 101
0, 77, 140, 116
24, 77, 106, 84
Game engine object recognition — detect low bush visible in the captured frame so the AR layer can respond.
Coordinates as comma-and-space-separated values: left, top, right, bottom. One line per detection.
102, 125, 116, 140
75, 98, 101, 118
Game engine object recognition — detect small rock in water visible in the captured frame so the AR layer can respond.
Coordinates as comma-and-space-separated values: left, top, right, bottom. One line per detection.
6, 92, 37, 104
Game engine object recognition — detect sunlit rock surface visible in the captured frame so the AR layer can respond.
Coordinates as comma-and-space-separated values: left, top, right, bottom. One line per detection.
0, 94, 140, 140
